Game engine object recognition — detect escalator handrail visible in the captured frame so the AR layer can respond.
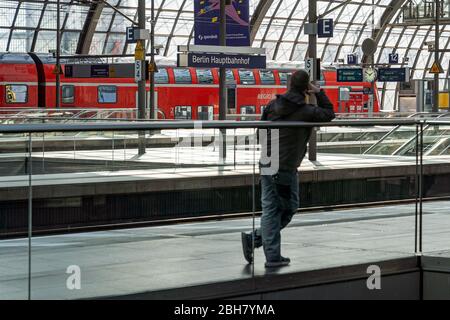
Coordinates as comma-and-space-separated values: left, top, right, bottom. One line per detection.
391, 113, 450, 156
363, 112, 447, 154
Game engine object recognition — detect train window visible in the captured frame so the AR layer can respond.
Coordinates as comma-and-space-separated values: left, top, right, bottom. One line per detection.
238, 70, 255, 85
173, 68, 192, 84
61, 85, 74, 104
5, 84, 27, 103
259, 70, 275, 85
226, 69, 235, 83
198, 106, 214, 120
98, 85, 117, 103
155, 68, 169, 84
174, 106, 192, 119
240, 105, 256, 121
196, 69, 214, 84
279, 72, 292, 85
241, 105, 256, 114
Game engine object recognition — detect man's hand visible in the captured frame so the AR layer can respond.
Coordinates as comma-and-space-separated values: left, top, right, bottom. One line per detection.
307, 83, 321, 94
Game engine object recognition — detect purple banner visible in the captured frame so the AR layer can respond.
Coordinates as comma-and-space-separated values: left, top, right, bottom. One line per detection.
194, 0, 250, 47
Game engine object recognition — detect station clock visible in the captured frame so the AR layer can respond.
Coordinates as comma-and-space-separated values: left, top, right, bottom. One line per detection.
363, 67, 377, 83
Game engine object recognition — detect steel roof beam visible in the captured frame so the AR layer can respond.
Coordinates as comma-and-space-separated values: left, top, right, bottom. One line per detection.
76, 0, 105, 54
250, 0, 274, 44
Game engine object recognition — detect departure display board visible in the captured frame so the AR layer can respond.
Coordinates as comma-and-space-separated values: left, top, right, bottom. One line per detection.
337, 68, 363, 82
377, 68, 408, 82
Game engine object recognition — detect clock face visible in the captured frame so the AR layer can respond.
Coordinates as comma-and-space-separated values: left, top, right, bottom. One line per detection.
363, 68, 377, 82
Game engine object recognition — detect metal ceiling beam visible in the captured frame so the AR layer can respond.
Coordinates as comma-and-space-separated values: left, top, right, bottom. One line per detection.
76, 0, 105, 54
249, 0, 274, 44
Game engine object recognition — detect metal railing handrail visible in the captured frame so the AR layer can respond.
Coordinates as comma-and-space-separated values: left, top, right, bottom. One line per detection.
0, 119, 424, 134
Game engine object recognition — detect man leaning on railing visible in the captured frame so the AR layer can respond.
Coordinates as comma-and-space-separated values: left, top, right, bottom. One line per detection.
241, 70, 336, 268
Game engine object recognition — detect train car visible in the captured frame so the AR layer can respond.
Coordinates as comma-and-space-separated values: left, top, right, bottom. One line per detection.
0, 53, 40, 109
0, 53, 379, 118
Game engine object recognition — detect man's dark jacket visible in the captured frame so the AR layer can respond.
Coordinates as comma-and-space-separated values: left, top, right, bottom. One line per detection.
260, 89, 335, 172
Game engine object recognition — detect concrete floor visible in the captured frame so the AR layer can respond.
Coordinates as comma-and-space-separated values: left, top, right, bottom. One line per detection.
1, 200, 450, 300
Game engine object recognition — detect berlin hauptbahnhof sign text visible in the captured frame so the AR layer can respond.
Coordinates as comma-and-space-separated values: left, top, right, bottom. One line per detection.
185, 53, 266, 69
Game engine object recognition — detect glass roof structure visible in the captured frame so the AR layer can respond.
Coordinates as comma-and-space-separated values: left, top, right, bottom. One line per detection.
1, 0, 450, 110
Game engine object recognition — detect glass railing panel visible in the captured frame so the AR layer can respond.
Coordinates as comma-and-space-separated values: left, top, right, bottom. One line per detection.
0, 132, 31, 299
28, 126, 256, 298
0, 120, 423, 299
420, 123, 450, 256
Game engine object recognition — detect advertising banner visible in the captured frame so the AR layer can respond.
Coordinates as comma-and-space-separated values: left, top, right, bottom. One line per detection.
194, 0, 250, 46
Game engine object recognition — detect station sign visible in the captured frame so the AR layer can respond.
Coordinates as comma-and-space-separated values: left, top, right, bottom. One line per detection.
377, 67, 409, 82
305, 57, 321, 81
430, 61, 444, 74
134, 60, 144, 82
318, 19, 333, 38
64, 65, 73, 77
389, 53, 399, 64
347, 54, 358, 65
194, 0, 250, 46
337, 68, 363, 82
126, 27, 138, 43
180, 52, 266, 69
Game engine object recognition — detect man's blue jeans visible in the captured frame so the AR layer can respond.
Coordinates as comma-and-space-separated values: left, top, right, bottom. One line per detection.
253, 170, 299, 262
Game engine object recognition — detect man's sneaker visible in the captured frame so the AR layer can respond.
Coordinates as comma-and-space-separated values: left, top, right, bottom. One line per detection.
241, 232, 253, 264
264, 256, 290, 268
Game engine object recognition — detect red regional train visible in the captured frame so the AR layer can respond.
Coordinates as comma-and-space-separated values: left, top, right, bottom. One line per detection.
0, 53, 379, 119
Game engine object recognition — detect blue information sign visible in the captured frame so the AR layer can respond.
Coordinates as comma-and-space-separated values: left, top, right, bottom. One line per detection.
186, 53, 266, 69
377, 68, 407, 82
318, 19, 334, 38
126, 27, 138, 44
388, 53, 399, 64
91, 65, 109, 77
337, 68, 363, 82
347, 54, 358, 65
194, 0, 250, 46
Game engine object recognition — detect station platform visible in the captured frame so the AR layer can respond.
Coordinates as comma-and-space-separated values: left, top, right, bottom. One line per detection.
2, 200, 450, 299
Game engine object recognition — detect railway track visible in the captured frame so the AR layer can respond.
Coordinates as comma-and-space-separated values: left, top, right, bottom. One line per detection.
2, 195, 447, 239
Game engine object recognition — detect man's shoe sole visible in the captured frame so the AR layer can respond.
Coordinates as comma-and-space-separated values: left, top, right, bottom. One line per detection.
264, 261, 290, 268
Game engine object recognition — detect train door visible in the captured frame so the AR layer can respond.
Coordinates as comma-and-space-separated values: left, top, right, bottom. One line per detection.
146, 91, 159, 119
227, 86, 236, 113
198, 106, 213, 120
